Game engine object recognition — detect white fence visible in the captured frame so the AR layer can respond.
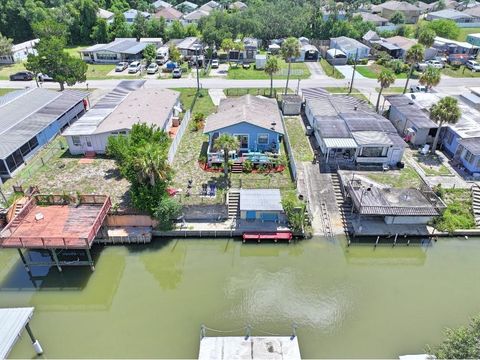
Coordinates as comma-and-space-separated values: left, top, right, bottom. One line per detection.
167, 110, 191, 164
279, 113, 297, 182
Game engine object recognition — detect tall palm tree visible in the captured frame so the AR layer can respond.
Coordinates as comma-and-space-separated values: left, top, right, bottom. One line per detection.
280, 37, 300, 95
264, 55, 280, 97
419, 65, 441, 91
376, 69, 396, 113
221, 38, 234, 65
215, 134, 239, 176
134, 143, 171, 187
430, 96, 461, 153
403, 44, 425, 94
418, 27, 436, 48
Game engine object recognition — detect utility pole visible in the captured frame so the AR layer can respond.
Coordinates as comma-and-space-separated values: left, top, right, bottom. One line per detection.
195, 45, 200, 93
349, 48, 358, 94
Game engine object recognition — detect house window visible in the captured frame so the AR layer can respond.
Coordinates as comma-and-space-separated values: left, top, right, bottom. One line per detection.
72, 136, 81, 146
235, 134, 249, 148
111, 131, 127, 136
96, 53, 117, 61
257, 134, 269, 144
464, 150, 475, 164
444, 130, 454, 145
359, 147, 387, 158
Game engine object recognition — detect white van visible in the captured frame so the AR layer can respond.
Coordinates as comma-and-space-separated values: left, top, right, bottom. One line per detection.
128, 61, 141, 73
156, 46, 169, 65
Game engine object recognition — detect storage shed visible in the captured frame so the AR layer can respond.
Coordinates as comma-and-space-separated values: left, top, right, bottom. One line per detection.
255, 54, 266, 69
240, 189, 284, 222
281, 94, 303, 115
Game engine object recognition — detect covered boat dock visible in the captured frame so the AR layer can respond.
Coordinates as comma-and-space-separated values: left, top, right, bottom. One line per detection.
0, 307, 43, 358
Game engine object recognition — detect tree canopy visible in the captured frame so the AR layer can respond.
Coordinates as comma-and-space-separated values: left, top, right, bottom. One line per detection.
0, 33, 13, 56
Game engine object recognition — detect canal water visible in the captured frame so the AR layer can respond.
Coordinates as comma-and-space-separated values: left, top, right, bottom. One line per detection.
1, 237, 479, 359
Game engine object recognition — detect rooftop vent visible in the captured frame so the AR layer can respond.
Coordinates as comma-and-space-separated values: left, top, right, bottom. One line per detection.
354, 105, 358, 111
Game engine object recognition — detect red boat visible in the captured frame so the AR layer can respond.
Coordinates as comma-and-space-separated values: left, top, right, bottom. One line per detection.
242, 232, 293, 243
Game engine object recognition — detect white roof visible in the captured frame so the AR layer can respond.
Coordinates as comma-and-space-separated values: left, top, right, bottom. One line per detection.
326, 48, 347, 57
240, 189, 283, 212
324, 137, 358, 149
12, 39, 39, 52
468, 33, 480, 39
0, 307, 34, 359
435, 36, 477, 49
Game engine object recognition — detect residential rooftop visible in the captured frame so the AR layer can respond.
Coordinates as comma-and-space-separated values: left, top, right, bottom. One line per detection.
385, 95, 438, 129
240, 189, 283, 212
378, 1, 421, 11
384, 36, 417, 51
331, 36, 370, 53
154, 6, 183, 19
82, 38, 153, 54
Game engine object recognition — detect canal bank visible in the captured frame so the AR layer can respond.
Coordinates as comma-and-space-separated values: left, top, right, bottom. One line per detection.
1, 236, 480, 359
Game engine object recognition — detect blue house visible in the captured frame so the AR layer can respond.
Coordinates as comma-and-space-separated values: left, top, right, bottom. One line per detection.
203, 95, 284, 166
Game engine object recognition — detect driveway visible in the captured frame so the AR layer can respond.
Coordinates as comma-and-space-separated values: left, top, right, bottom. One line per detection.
208, 88, 226, 106
334, 65, 366, 80
305, 61, 325, 79
209, 64, 229, 77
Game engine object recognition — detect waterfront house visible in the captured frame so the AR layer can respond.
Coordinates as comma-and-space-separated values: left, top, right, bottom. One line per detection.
396, 92, 480, 175
0, 39, 39, 64
330, 36, 370, 60
64, 84, 180, 155
203, 95, 284, 167
385, 94, 438, 146
80, 38, 160, 63
303, 88, 406, 167
240, 189, 285, 222
377, 1, 421, 23
0, 88, 87, 181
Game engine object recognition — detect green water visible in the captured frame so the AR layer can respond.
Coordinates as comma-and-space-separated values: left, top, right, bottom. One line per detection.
1, 237, 480, 359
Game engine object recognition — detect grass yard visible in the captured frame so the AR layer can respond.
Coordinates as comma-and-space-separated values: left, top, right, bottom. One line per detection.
434, 188, 475, 232
442, 65, 480, 78
0, 88, 19, 96
227, 59, 310, 80
356, 64, 412, 79
413, 153, 452, 176
174, 88, 216, 114
0, 62, 29, 80
284, 117, 314, 162
65, 45, 88, 58
86, 64, 116, 79
320, 59, 345, 79
376, 87, 405, 94
0, 137, 131, 209
364, 164, 423, 188
457, 27, 480, 42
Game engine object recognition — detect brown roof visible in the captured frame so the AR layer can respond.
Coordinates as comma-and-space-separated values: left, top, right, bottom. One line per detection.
203, 95, 284, 134
385, 36, 418, 51
154, 6, 183, 19
380, 0, 421, 11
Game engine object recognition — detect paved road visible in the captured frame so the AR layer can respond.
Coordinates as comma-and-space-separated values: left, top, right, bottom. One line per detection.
1, 76, 477, 93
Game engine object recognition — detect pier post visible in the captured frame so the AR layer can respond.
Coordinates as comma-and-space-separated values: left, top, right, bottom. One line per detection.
17, 249, 31, 273
374, 236, 379, 248
86, 248, 95, 271
50, 249, 62, 272
25, 323, 43, 355
244, 325, 251, 340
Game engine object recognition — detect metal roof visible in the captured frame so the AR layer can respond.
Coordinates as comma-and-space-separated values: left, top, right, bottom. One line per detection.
0, 88, 87, 159
331, 36, 370, 53
82, 38, 150, 54
240, 189, 283, 212
63, 80, 145, 136
427, 9, 472, 20
324, 138, 358, 149
0, 307, 34, 359
386, 95, 438, 129
352, 130, 393, 146
459, 137, 480, 156
316, 117, 352, 138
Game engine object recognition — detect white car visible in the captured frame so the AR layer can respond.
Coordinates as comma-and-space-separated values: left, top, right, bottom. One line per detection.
410, 85, 428, 93
426, 60, 444, 69
115, 62, 128, 72
146, 63, 159, 74
211, 59, 219, 68
466, 60, 480, 72
415, 62, 428, 72
128, 61, 141, 74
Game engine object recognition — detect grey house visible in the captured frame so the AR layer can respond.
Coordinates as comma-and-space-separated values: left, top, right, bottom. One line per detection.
80, 38, 158, 63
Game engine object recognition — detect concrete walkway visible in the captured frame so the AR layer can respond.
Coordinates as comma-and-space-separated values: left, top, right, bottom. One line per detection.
208, 88, 226, 106
305, 62, 325, 79
334, 65, 366, 80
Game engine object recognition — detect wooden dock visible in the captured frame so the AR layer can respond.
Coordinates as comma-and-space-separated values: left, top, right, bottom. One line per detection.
95, 227, 152, 244
198, 336, 301, 360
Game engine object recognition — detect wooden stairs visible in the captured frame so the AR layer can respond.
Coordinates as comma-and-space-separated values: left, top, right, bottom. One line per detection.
471, 184, 480, 227
231, 163, 243, 174
85, 151, 96, 158
227, 190, 240, 219
331, 172, 354, 236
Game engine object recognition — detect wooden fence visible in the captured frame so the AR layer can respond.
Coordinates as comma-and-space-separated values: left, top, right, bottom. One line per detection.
167, 110, 191, 164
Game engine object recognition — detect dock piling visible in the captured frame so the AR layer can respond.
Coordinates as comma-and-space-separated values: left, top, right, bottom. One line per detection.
374, 236, 379, 248
25, 323, 43, 355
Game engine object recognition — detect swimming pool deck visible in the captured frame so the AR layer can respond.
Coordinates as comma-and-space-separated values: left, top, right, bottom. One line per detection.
198, 336, 301, 360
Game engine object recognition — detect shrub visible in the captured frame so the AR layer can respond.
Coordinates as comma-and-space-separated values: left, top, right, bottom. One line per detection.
243, 159, 253, 172
376, 51, 392, 66
154, 196, 182, 230
387, 59, 409, 74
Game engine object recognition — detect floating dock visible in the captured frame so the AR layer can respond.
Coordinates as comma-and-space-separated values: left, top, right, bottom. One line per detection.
198, 336, 301, 360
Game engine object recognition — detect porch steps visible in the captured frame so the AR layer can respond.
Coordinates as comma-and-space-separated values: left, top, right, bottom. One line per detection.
85, 151, 96, 158
227, 190, 240, 219
9, 200, 27, 227
471, 184, 480, 227
231, 163, 243, 174
331, 172, 354, 235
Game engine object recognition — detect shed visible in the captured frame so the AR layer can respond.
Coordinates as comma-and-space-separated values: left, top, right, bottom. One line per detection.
326, 48, 347, 65
330, 36, 370, 60
281, 94, 303, 115
255, 54, 266, 69
239, 189, 284, 221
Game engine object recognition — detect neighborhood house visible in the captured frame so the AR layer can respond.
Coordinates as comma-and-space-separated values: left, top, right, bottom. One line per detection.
80, 38, 161, 63
0, 39, 39, 64
375, 0, 421, 23
239, 189, 285, 222
203, 95, 284, 168
330, 36, 370, 61
64, 82, 180, 155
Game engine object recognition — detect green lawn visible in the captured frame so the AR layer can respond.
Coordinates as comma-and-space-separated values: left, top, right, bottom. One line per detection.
356, 64, 412, 79
0, 62, 28, 80
376, 87, 405, 94
364, 165, 423, 188
442, 64, 480, 78
434, 188, 475, 232
320, 59, 345, 79
284, 117, 314, 162
227, 60, 310, 80
413, 153, 452, 176
457, 27, 480, 42
0, 88, 19, 96
86, 64, 116, 79
65, 45, 88, 58
174, 88, 216, 114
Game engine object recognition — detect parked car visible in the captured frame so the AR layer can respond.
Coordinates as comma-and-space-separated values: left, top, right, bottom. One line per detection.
242, 62, 251, 69
410, 85, 428, 93
415, 62, 428, 72
115, 62, 128, 72
146, 63, 159, 74
447, 54, 469, 66
426, 60, 444, 69
9, 71, 34, 81
435, 56, 447, 63
128, 61, 141, 74
466, 60, 480, 72
37, 73, 54, 82
172, 68, 182, 78
211, 59, 219, 68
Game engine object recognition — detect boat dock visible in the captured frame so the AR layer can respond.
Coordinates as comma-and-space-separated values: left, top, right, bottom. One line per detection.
198, 336, 301, 360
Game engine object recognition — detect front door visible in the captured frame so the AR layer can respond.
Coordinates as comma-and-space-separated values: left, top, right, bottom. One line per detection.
84, 136, 94, 152
236, 135, 249, 149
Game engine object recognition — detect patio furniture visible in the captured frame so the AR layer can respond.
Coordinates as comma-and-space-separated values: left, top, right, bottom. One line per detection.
208, 183, 217, 197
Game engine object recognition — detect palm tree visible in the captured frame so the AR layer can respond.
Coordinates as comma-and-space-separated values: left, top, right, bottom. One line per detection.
419, 65, 441, 91
280, 37, 300, 95
403, 44, 425, 94
430, 96, 461, 153
264, 56, 280, 97
215, 134, 239, 176
418, 27, 436, 48
134, 143, 171, 187
376, 69, 396, 113
221, 38, 234, 65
